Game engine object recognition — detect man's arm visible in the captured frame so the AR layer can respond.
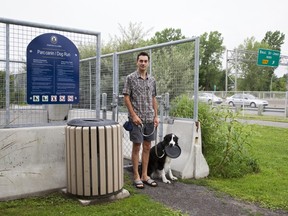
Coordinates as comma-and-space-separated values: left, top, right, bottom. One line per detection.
124, 95, 142, 125
152, 96, 159, 127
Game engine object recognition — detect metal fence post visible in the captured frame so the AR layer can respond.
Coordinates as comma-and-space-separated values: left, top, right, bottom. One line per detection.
257, 104, 263, 116
101, 93, 107, 119
285, 91, 288, 118
158, 95, 164, 142
5, 23, 10, 126
193, 36, 200, 122
95, 33, 101, 119
164, 93, 170, 118
111, 93, 118, 121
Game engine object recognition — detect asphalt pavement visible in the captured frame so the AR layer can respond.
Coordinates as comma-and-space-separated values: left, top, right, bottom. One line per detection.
238, 119, 288, 128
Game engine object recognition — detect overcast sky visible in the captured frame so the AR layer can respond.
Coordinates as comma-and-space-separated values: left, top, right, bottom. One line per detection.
1, 0, 288, 76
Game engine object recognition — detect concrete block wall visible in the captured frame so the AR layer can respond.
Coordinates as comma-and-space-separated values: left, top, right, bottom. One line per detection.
0, 126, 66, 201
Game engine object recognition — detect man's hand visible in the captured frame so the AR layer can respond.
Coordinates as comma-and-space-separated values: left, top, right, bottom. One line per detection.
154, 116, 159, 128
132, 115, 142, 126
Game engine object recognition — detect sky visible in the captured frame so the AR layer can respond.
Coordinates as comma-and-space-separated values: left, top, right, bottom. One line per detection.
1, 0, 288, 76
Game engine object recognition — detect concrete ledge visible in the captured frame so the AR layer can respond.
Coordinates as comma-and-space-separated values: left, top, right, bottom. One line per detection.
0, 126, 66, 200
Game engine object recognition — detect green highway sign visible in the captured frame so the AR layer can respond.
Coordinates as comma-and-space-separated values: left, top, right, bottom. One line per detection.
257, 48, 280, 67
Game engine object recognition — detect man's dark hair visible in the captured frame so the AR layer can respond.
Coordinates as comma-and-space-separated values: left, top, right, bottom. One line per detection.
137, 51, 150, 61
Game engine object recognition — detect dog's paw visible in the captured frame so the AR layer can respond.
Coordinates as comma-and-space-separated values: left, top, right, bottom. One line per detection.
171, 176, 178, 181
163, 179, 171, 184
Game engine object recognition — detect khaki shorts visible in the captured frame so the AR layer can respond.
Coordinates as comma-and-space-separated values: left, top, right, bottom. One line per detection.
129, 122, 155, 143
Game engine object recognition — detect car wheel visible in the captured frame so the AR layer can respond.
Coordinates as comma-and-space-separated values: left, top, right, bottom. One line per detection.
228, 101, 234, 107
207, 99, 212, 105
250, 102, 256, 108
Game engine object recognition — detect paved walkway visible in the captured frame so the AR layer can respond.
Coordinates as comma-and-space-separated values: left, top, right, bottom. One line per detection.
125, 169, 288, 216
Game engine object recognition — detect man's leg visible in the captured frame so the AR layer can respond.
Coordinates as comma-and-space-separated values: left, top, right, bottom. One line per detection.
141, 140, 151, 180
132, 143, 141, 181
141, 140, 157, 186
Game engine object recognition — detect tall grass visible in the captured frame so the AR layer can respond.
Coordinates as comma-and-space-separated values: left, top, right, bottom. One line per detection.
185, 124, 288, 211
170, 94, 260, 177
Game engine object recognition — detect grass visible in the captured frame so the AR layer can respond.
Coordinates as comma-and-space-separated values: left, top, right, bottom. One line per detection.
0, 122, 287, 215
183, 124, 288, 211
0, 192, 184, 216
0, 173, 186, 216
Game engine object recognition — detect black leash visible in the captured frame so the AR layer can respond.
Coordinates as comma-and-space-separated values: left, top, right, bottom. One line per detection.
138, 123, 155, 137
138, 123, 164, 158
154, 128, 165, 158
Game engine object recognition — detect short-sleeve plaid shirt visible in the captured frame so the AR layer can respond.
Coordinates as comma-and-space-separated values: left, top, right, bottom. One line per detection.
122, 71, 157, 123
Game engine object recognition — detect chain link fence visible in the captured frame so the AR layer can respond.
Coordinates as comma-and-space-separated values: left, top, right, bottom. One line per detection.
1, 18, 287, 161
0, 18, 201, 160
70, 39, 199, 158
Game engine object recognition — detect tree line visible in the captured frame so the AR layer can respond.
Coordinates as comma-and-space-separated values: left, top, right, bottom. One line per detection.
79, 23, 287, 92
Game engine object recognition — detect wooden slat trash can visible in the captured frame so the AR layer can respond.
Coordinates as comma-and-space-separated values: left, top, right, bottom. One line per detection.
65, 118, 123, 198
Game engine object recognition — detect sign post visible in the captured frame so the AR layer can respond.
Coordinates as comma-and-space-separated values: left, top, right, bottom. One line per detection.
257, 48, 280, 67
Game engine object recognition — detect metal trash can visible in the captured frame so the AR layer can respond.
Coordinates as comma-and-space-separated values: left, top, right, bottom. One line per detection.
65, 118, 123, 198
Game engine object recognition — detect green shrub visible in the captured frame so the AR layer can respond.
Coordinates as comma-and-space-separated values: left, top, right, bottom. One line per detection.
170, 94, 260, 178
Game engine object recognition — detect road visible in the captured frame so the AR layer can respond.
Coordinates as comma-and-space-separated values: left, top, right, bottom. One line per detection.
238, 119, 288, 128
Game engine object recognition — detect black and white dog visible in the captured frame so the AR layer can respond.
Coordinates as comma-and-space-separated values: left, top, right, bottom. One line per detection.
148, 133, 180, 184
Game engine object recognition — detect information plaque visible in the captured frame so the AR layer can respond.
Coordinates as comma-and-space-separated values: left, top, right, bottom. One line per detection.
27, 33, 79, 104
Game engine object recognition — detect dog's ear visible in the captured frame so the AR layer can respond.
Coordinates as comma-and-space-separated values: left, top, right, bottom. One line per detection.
164, 134, 172, 142
174, 135, 179, 143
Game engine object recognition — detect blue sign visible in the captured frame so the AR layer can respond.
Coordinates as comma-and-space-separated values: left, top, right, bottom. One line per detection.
27, 33, 79, 104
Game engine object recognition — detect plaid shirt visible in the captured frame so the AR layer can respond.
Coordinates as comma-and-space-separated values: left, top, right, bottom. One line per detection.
122, 71, 157, 123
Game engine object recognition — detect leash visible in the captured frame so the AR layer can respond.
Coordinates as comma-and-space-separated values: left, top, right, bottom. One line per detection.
138, 123, 164, 158
153, 128, 165, 158
155, 143, 165, 158
138, 123, 155, 137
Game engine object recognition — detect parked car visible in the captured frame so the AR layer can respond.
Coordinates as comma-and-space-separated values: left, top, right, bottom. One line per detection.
194, 92, 223, 104
225, 93, 268, 108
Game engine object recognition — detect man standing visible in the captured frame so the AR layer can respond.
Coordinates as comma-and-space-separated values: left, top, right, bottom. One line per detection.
123, 52, 159, 189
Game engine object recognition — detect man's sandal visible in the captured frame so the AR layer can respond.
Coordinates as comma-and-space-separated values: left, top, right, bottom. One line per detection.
142, 178, 157, 187
134, 180, 144, 189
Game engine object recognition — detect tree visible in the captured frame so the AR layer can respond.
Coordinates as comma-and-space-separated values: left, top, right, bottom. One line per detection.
237, 31, 285, 91
150, 28, 185, 44
108, 22, 152, 51
199, 31, 225, 90
274, 74, 288, 91
147, 28, 195, 99
262, 31, 285, 51
237, 37, 272, 91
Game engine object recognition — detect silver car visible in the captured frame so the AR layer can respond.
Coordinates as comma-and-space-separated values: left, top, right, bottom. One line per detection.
196, 92, 223, 104
226, 93, 268, 108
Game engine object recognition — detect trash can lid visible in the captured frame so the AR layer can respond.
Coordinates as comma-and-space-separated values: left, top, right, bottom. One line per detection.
67, 118, 118, 127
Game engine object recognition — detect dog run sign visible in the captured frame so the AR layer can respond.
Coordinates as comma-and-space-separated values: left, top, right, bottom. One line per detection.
26, 33, 79, 104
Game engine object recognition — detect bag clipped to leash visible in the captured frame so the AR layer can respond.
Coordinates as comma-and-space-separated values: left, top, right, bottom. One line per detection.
123, 120, 133, 131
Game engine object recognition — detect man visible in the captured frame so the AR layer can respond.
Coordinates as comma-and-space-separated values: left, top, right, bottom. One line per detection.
123, 52, 159, 189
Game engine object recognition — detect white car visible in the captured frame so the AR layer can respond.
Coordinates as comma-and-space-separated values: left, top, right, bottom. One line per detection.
225, 93, 268, 108
195, 92, 223, 104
